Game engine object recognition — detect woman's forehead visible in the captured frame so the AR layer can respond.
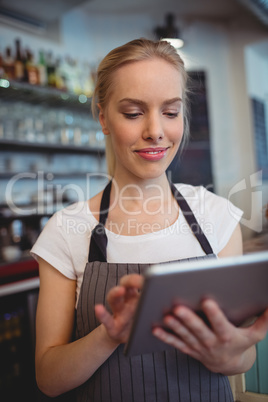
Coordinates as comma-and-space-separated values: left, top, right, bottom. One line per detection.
113, 62, 182, 100
111, 58, 182, 92
115, 57, 181, 78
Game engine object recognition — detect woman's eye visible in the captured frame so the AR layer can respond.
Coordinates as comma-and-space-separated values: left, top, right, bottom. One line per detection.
123, 113, 141, 119
165, 112, 179, 118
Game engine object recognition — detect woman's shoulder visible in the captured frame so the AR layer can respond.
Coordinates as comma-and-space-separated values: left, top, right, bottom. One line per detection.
31, 199, 98, 274
174, 183, 213, 205
174, 183, 206, 196
50, 199, 99, 233
174, 182, 226, 203
174, 182, 243, 219
176, 181, 243, 223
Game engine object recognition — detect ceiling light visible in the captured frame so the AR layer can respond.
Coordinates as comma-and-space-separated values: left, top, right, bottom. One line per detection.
161, 38, 184, 49
154, 14, 184, 49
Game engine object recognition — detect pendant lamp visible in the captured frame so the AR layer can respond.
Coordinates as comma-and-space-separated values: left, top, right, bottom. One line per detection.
154, 13, 184, 49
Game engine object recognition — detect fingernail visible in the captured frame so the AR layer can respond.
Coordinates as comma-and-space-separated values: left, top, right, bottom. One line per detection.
203, 299, 216, 310
152, 328, 161, 337
174, 307, 184, 318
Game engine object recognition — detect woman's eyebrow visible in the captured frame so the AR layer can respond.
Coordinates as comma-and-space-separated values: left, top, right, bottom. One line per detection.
118, 97, 182, 106
162, 97, 182, 106
119, 98, 146, 106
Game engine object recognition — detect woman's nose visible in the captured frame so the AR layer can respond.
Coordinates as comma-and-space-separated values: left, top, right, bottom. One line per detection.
142, 113, 164, 142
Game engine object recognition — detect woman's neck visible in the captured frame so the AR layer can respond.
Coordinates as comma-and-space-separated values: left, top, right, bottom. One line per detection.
110, 172, 174, 215
104, 173, 179, 236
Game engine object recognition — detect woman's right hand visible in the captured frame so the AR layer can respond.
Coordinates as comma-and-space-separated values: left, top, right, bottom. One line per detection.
95, 274, 144, 343
36, 261, 141, 397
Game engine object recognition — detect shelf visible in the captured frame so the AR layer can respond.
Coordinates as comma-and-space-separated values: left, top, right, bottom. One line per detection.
0, 80, 92, 113
0, 203, 71, 222
0, 257, 39, 287
0, 139, 105, 155
0, 213, 52, 224
0, 171, 101, 179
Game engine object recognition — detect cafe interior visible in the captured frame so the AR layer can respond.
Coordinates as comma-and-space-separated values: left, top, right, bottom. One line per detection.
0, 0, 268, 400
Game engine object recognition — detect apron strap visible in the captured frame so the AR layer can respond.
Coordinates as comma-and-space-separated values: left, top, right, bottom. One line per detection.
88, 180, 214, 262
99, 180, 112, 226
169, 182, 214, 255
88, 180, 112, 262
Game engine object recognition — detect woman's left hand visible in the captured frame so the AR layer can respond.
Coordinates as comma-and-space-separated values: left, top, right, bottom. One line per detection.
152, 299, 268, 375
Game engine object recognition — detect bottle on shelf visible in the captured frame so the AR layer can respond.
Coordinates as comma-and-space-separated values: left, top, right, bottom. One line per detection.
0, 50, 5, 79
46, 51, 56, 87
25, 49, 39, 85
61, 55, 75, 94
2, 47, 15, 80
24, 116, 35, 142
81, 61, 95, 97
34, 117, 45, 143
0, 36, 98, 97
54, 57, 66, 91
37, 50, 47, 87
14, 39, 24, 82
71, 58, 82, 95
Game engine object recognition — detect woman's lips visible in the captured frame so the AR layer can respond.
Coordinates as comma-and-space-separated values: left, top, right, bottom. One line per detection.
135, 147, 168, 161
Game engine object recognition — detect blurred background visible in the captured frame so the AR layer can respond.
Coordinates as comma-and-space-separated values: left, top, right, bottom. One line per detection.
0, 0, 267, 400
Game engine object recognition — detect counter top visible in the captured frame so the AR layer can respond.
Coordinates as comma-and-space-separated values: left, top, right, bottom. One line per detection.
0, 257, 39, 286
0, 276, 40, 297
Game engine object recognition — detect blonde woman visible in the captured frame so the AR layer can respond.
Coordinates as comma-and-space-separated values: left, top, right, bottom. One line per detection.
32, 38, 268, 401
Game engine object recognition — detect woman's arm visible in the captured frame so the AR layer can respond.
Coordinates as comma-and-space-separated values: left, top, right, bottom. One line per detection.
218, 223, 243, 258
35, 259, 120, 397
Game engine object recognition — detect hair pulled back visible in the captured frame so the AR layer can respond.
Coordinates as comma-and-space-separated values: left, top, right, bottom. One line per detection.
91, 38, 190, 176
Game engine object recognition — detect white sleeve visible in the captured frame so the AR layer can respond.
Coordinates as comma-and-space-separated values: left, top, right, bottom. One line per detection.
175, 184, 244, 255
202, 187, 244, 253
30, 211, 76, 280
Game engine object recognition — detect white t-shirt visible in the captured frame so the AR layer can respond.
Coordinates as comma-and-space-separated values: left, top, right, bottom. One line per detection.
31, 183, 243, 306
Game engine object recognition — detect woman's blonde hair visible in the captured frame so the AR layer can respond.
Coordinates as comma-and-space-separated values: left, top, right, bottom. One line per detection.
91, 38, 190, 176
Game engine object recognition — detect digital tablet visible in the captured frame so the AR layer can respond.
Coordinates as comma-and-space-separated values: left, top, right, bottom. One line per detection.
124, 251, 268, 357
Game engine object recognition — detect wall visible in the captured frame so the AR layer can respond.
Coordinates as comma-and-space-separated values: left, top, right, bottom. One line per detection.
0, 10, 154, 67
178, 21, 268, 239
1, 7, 268, 239
61, 10, 154, 64
245, 44, 268, 236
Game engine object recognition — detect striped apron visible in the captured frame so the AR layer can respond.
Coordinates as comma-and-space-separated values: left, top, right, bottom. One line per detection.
74, 181, 234, 402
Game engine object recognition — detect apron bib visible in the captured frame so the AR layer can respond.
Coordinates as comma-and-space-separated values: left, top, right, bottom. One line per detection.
74, 181, 234, 402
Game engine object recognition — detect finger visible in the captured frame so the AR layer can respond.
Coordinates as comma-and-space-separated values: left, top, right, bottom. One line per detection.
106, 286, 126, 312
120, 274, 144, 290
163, 315, 201, 351
124, 286, 141, 302
152, 326, 190, 353
173, 305, 215, 346
95, 304, 114, 330
201, 299, 233, 342
247, 308, 268, 342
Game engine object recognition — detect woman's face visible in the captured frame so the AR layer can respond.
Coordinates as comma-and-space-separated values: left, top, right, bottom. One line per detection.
99, 57, 184, 182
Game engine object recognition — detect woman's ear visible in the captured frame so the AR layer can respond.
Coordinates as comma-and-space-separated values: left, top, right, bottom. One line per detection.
98, 104, 109, 135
